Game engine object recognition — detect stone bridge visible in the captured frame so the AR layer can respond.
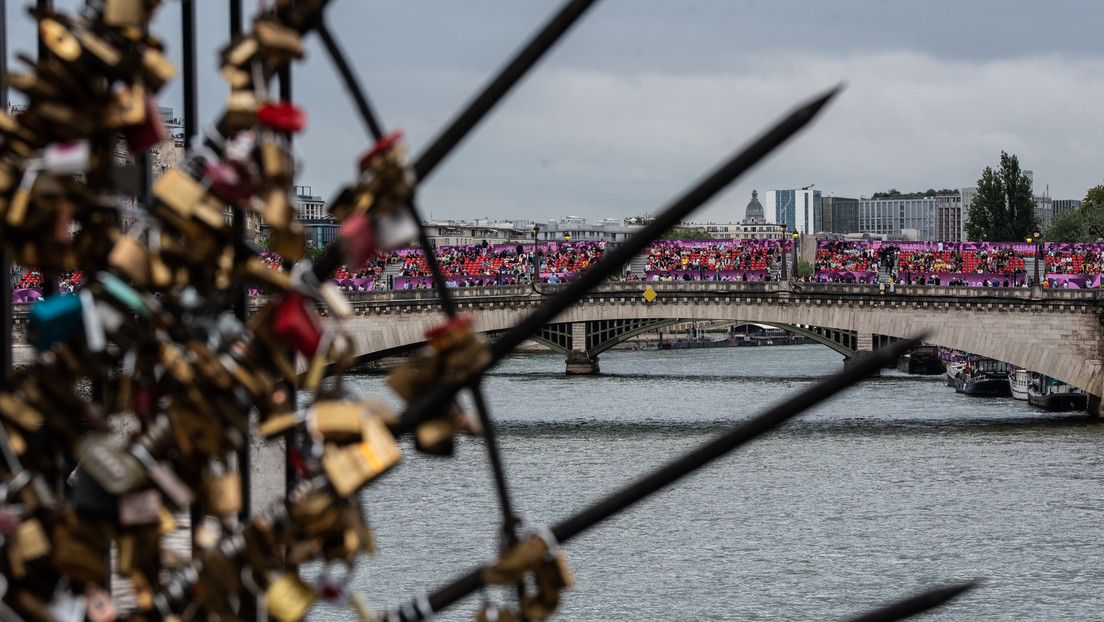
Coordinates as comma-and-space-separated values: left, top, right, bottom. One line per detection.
318, 281, 1104, 399
11, 281, 1103, 401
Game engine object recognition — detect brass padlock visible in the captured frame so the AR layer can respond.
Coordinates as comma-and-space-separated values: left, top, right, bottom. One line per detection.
141, 48, 176, 91
14, 517, 51, 561
321, 415, 401, 498
254, 20, 305, 61
204, 468, 243, 517
265, 574, 316, 622
260, 137, 295, 187
102, 83, 147, 129
153, 168, 205, 218
107, 235, 153, 287
79, 31, 123, 69
311, 400, 363, 443
39, 19, 82, 63
103, 0, 150, 27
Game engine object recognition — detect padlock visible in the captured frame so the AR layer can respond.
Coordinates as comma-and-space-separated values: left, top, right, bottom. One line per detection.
77, 435, 146, 495
321, 416, 401, 498
204, 469, 243, 517
52, 520, 110, 583
28, 293, 83, 351
140, 47, 176, 91
265, 574, 317, 622
415, 415, 457, 456
260, 136, 295, 187
339, 211, 376, 268
254, 20, 305, 61
14, 517, 51, 561
118, 488, 163, 526
257, 101, 306, 134
79, 30, 123, 69
263, 187, 294, 229
310, 400, 363, 444
357, 130, 404, 173
103, 0, 150, 27
107, 234, 153, 287
102, 83, 147, 129
122, 94, 169, 153
39, 19, 82, 63
271, 291, 322, 357
222, 35, 259, 68
223, 89, 259, 132
153, 167, 205, 218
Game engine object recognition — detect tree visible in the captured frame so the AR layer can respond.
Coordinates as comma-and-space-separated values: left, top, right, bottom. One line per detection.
1044, 184, 1104, 242
660, 227, 713, 240
965, 151, 1038, 241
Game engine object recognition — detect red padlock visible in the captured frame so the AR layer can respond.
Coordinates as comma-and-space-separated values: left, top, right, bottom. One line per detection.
357, 129, 403, 171
271, 291, 322, 356
204, 160, 254, 203
121, 94, 168, 154
257, 101, 307, 134
340, 212, 375, 269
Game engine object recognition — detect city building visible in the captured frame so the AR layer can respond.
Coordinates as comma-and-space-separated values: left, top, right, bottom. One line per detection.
857, 195, 937, 241
426, 218, 534, 247
821, 196, 858, 234
763, 188, 822, 234
959, 187, 977, 240
935, 193, 963, 242
538, 217, 642, 247
681, 190, 782, 240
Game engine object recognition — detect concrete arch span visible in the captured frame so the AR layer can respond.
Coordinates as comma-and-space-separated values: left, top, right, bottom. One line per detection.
335, 282, 1104, 398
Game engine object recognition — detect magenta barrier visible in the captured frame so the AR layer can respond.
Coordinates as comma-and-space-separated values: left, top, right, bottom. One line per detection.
644, 270, 771, 281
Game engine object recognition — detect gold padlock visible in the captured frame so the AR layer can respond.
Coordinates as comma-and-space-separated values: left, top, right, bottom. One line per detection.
265, 574, 316, 622
153, 168, 205, 217
321, 416, 401, 498
204, 470, 243, 517
15, 518, 51, 561
80, 30, 123, 68
107, 235, 153, 287
141, 48, 176, 91
254, 20, 305, 61
103, 0, 150, 27
311, 400, 363, 443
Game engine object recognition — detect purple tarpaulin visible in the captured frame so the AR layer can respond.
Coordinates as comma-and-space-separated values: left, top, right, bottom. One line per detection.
12, 288, 42, 302
813, 271, 878, 283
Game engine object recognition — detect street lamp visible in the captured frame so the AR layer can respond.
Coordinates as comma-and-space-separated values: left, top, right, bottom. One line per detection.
564, 233, 570, 243
532, 225, 540, 286
1033, 229, 1042, 287
792, 230, 800, 279
779, 223, 787, 280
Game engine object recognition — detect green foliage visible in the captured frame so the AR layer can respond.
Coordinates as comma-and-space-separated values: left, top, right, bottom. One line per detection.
306, 241, 333, 263
871, 188, 958, 199
660, 227, 713, 240
965, 152, 1038, 241
797, 259, 814, 277
257, 236, 272, 252
1044, 183, 1104, 242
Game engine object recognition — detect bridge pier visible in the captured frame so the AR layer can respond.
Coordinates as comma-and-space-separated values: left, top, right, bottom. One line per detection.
566, 323, 599, 374
843, 333, 880, 377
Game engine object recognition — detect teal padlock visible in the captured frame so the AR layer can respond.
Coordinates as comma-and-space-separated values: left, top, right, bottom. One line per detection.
28, 294, 83, 351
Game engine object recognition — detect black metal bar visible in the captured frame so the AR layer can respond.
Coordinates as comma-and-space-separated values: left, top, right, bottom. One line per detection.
400, 85, 841, 432
316, 17, 383, 141
843, 582, 976, 622
412, 0, 599, 183
388, 336, 923, 620
0, 0, 11, 392
229, 0, 242, 38
278, 63, 297, 503
36, 0, 48, 61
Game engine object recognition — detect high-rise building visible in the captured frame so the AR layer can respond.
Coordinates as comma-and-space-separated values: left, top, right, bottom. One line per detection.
935, 193, 962, 241
821, 196, 858, 234
959, 187, 977, 240
857, 195, 937, 241
763, 188, 821, 234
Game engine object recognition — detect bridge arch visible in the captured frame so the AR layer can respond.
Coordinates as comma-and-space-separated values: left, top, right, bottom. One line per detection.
330, 282, 1104, 398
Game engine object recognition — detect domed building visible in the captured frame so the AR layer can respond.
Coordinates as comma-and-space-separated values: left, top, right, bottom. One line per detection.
742, 189, 766, 224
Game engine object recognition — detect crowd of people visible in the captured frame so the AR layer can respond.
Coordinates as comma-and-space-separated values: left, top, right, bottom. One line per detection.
643, 243, 779, 272
815, 242, 877, 273
15, 239, 1104, 298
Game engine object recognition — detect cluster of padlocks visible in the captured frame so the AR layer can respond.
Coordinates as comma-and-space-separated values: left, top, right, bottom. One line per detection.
0, 2, 579, 621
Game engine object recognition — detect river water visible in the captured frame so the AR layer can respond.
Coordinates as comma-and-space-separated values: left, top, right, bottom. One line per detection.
314, 345, 1104, 621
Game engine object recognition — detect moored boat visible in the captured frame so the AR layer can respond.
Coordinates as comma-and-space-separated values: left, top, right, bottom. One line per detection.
1009, 368, 1032, 401
945, 361, 964, 387
954, 358, 1011, 397
1027, 375, 1088, 412
896, 345, 944, 375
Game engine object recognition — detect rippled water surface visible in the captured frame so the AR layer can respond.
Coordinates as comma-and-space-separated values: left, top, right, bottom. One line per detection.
316, 345, 1104, 621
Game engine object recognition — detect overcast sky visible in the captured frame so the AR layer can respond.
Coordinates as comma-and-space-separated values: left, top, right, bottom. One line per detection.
7, 1, 1104, 224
